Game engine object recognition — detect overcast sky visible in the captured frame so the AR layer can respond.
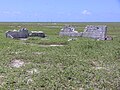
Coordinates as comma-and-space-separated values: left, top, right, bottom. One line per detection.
0, 0, 120, 22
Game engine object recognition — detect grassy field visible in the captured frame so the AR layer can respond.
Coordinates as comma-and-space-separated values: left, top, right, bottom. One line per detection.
0, 22, 120, 90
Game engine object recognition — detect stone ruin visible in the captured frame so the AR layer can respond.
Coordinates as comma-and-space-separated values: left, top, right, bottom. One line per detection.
6, 28, 29, 39
29, 31, 45, 38
82, 25, 107, 40
59, 25, 83, 37
59, 25, 112, 40
6, 28, 45, 39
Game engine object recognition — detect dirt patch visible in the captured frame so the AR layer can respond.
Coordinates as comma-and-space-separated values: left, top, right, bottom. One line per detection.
93, 66, 106, 70
32, 52, 45, 55
23, 42, 66, 47
20, 38, 28, 40
39, 42, 66, 47
90, 61, 108, 70
9, 59, 25, 68
39, 44, 64, 47
79, 88, 84, 90
10, 51, 26, 55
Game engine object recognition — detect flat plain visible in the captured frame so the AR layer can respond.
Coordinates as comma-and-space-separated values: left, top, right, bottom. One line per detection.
0, 22, 120, 90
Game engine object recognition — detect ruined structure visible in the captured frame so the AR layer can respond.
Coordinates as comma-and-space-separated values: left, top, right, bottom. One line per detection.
82, 25, 107, 40
6, 28, 45, 39
6, 28, 29, 39
59, 25, 82, 37
29, 31, 45, 38
59, 25, 111, 40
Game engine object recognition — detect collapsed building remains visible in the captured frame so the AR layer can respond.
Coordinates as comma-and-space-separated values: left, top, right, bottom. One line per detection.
59, 25, 112, 40
6, 28, 45, 39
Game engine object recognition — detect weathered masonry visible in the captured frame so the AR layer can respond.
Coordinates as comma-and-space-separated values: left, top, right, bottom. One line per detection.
82, 25, 107, 40
6, 28, 46, 39
59, 25, 112, 40
6, 28, 29, 39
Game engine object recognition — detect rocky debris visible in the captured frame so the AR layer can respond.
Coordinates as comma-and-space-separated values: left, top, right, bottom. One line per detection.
59, 25, 81, 37
27, 68, 39, 74
68, 38, 77, 41
19, 38, 28, 40
105, 36, 113, 40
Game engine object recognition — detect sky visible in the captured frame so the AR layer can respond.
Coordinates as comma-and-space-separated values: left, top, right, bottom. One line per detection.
0, 0, 120, 22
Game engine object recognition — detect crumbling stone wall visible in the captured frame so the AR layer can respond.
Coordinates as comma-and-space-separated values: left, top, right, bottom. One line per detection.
6, 28, 45, 39
59, 25, 83, 37
6, 28, 29, 39
82, 25, 107, 40
59, 25, 109, 40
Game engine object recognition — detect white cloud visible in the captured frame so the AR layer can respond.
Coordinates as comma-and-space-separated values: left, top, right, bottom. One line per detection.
82, 10, 91, 15
0, 11, 21, 16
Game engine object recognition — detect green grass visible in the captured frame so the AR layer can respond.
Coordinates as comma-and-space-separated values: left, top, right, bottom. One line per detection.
0, 22, 120, 90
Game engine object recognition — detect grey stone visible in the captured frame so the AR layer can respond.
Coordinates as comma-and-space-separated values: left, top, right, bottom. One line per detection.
59, 25, 82, 37
82, 25, 107, 40
6, 28, 46, 39
59, 25, 111, 40
29, 31, 45, 38
6, 28, 29, 39
68, 38, 77, 41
